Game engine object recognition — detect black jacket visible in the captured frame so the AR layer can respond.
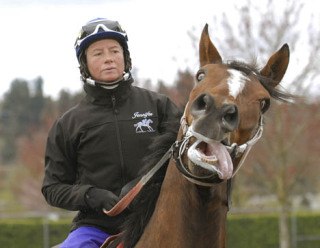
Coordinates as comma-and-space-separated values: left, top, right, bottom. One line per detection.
42, 79, 180, 234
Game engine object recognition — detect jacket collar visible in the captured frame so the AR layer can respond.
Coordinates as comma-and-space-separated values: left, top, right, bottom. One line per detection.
84, 77, 134, 106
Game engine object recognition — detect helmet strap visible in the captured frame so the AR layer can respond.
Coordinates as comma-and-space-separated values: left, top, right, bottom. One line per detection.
82, 72, 131, 89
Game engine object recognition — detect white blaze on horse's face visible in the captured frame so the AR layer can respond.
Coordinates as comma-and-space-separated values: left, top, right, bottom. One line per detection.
227, 69, 249, 99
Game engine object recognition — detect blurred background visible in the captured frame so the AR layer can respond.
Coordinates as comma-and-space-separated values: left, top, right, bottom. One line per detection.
0, 0, 319, 247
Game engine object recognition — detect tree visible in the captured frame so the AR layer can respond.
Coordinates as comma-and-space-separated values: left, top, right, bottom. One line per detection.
29, 77, 45, 126
57, 89, 84, 114
172, 70, 195, 109
0, 77, 48, 163
157, 70, 195, 110
0, 79, 31, 162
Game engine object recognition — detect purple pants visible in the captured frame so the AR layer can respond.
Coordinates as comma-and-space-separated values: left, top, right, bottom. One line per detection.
60, 226, 110, 248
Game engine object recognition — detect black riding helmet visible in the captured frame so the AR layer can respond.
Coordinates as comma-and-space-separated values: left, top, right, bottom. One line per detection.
74, 18, 132, 82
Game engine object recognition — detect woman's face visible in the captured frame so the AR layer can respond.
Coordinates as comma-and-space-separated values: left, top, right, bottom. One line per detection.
86, 39, 125, 83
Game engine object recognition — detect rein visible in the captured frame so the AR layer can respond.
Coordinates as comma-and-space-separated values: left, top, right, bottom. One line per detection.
104, 108, 264, 216
103, 148, 172, 216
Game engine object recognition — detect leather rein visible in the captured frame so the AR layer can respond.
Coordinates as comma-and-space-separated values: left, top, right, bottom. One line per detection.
103, 109, 264, 216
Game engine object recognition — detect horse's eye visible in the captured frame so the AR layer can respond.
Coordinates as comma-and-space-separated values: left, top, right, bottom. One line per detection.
196, 71, 205, 82
260, 98, 270, 113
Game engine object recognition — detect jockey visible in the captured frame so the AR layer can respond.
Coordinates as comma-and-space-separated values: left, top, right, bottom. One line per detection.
42, 18, 180, 248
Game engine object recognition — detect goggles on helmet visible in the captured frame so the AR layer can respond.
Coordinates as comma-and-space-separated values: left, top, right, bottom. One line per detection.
75, 19, 128, 60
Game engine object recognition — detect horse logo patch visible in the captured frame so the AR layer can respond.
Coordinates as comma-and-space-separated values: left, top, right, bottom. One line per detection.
134, 118, 155, 133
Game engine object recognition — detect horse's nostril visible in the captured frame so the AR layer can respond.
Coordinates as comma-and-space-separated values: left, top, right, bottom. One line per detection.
221, 104, 239, 131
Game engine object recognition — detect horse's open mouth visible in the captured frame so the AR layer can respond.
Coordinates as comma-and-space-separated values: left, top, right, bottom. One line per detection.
187, 139, 233, 180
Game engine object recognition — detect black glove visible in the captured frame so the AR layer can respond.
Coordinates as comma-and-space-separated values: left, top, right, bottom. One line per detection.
85, 187, 119, 212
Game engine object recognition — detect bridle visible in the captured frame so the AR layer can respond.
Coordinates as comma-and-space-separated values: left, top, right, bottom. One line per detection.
174, 102, 264, 186
170, 104, 264, 210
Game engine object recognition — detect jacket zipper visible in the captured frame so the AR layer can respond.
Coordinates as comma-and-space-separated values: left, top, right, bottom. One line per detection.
111, 95, 126, 185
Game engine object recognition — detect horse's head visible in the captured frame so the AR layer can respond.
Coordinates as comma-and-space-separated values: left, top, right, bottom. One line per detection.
176, 24, 290, 185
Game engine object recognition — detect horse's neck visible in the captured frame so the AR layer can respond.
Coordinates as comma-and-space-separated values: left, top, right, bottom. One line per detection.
136, 159, 229, 248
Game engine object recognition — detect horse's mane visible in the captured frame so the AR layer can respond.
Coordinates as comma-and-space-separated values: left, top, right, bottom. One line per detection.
119, 118, 181, 248
226, 60, 293, 102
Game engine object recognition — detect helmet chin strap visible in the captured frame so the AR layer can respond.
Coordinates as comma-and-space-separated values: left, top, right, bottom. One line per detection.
82, 72, 130, 89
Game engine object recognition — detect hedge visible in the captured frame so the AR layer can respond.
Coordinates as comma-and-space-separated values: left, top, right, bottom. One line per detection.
0, 218, 70, 248
0, 212, 319, 247
227, 212, 320, 248
293, 212, 320, 248
227, 213, 279, 248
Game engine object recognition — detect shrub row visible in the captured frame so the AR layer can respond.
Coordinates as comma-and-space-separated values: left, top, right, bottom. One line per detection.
227, 212, 320, 248
227, 213, 279, 247
0, 212, 319, 247
0, 218, 70, 248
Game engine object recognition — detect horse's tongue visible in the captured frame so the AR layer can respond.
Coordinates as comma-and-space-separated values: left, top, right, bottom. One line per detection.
209, 142, 233, 180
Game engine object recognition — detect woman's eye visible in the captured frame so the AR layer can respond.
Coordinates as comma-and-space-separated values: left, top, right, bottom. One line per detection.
93, 52, 102, 56
196, 71, 205, 82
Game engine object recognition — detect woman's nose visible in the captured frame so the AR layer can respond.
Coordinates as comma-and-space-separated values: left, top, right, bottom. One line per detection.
103, 53, 113, 63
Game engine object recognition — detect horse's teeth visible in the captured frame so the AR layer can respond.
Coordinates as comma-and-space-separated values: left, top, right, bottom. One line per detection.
201, 156, 218, 165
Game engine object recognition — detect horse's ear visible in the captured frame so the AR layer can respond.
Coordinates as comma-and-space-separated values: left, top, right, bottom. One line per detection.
260, 44, 290, 87
199, 24, 222, 67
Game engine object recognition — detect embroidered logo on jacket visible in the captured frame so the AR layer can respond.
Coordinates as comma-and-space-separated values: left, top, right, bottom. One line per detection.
134, 118, 155, 133
132, 112, 155, 133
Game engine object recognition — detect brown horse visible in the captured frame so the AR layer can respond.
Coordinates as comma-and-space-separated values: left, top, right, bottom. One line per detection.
104, 24, 291, 248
